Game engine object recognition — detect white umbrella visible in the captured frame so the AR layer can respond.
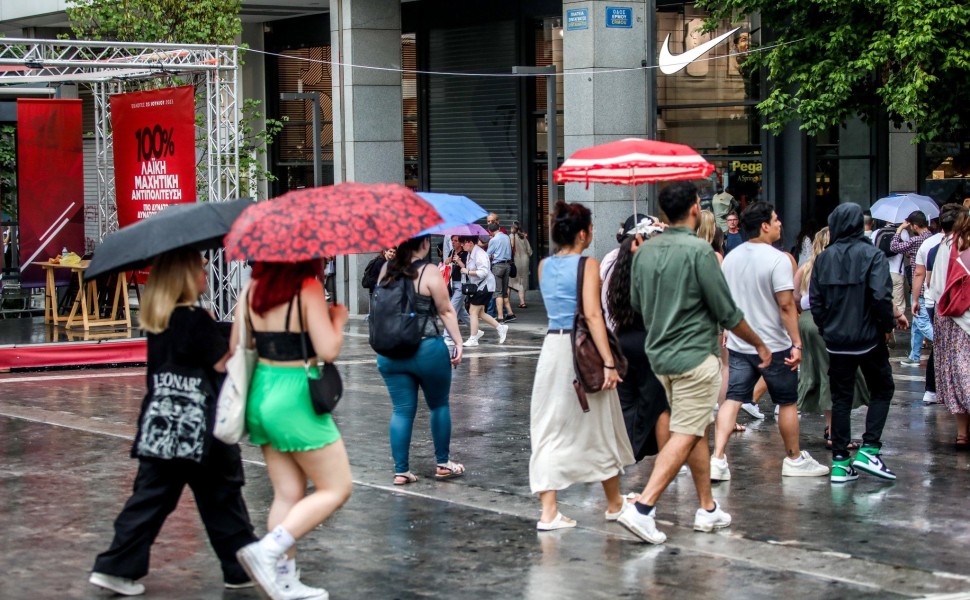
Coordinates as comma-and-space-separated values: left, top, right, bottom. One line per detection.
870, 193, 940, 223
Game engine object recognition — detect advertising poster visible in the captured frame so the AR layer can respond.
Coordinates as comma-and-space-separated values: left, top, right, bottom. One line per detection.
17, 98, 84, 287
110, 85, 197, 228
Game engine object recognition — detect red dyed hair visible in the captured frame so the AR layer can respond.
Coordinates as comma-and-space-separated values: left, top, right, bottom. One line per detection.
250, 261, 320, 316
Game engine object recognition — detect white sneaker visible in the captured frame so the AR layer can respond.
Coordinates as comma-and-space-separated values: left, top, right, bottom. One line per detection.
497, 324, 509, 344
710, 455, 731, 481
678, 465, 689, 476
462, 338, 479, 347
782, 450, 830, 477
616, 502, 667, 544
693, 500, 732, 532
922, 391, 938, 404
444, 337, 455, 346
604, 493, 639, 521
278, 570, 329, 600
89, 572, 145, 596
236, 543, 284, 600
741, 403, 765, 419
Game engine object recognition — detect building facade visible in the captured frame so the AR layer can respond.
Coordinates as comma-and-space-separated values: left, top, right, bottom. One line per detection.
0, 0, 936, 313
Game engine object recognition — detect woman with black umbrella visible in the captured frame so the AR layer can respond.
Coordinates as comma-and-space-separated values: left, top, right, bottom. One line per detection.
89, 247, 258, 596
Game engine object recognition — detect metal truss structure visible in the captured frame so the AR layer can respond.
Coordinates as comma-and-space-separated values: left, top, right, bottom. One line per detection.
0, 39, 242, 319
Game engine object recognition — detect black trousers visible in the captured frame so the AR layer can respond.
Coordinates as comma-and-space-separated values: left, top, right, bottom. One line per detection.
616, 328, 670, 461
93, 441, 257, 583
926, 307, 936, 393
828, 344, 895, 459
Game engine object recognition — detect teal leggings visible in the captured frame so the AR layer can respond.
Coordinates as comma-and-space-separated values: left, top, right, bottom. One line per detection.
376, 337, 453, 473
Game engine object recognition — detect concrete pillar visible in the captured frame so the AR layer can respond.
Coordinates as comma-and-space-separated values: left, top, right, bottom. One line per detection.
240, 23, 268, 201
330, 0, 403, 313
889, 123, 918, 194
562, 0, 647, 259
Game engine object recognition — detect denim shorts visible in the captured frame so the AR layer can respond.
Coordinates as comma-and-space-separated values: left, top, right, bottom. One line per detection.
727, 349, 797, 405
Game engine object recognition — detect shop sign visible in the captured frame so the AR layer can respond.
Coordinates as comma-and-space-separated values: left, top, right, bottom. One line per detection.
605, 6, 633, 29
729, 159, 762, 184
110, 85, 197, 228
566, 8, 589, 31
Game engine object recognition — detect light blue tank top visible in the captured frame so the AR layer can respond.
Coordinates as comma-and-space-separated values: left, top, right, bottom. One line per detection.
541, 254, 582, 330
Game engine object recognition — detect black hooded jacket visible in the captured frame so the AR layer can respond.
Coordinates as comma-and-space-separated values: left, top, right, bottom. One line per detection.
810, 203, 895, 353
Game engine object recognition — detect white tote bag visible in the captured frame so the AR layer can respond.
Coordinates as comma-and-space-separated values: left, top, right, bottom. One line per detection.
213, 289, 256, 444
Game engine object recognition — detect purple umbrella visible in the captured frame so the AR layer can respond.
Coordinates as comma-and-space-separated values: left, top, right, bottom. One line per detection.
439, 223, 489, 237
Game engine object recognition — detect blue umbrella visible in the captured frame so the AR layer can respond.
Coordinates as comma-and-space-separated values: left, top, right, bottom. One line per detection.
871, 193, 939, 222
416, 192, 487, 236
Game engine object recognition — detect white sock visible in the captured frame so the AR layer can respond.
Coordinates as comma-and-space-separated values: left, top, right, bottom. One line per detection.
259, 525, 295, 557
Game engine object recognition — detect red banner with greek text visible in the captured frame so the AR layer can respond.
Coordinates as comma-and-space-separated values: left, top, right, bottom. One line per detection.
17, 98, 84, 288
111, 85, 196, 228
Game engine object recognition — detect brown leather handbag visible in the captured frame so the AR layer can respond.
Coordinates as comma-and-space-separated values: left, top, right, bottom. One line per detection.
571, 256, 628, 412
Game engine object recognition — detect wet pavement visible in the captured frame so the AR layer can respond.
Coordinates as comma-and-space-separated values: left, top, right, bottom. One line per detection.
2, 297, 969, 599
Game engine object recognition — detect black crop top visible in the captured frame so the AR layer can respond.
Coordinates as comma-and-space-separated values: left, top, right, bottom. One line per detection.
252, 292, 317, 361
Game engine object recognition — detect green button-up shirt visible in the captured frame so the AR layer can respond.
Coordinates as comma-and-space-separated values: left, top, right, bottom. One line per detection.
631, 226, 743, 375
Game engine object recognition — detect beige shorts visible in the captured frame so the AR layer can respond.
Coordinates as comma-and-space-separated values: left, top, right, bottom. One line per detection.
655, 354, 721, 437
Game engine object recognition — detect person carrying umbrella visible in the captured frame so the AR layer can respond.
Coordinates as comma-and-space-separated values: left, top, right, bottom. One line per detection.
90, 247, 259, 596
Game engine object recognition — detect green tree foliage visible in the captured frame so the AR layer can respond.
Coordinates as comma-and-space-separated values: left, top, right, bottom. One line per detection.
67, 0, 242, 45
696, 0, 970, 141
0, 126, 17, 220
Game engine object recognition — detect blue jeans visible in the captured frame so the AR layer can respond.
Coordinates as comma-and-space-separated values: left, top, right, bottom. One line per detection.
444, 286, 469, 341
376, 337, 453, 473
910, 297, 933, 361
486, 297, 497, 319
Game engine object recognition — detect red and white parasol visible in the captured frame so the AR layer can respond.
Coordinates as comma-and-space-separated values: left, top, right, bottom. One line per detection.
554, 138, 714, 216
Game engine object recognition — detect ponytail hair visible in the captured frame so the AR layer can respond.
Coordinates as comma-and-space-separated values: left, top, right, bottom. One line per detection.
552, 200, 592, 247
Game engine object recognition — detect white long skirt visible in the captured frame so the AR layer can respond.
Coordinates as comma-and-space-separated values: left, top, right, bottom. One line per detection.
529, 333, 635, 493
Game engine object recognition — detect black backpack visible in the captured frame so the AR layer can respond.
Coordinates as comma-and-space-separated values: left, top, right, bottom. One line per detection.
368, 265, 430, 358
360, 255, 384, 290
873, 226, 898, 258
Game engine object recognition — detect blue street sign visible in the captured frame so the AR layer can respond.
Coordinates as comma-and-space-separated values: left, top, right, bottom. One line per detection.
606, 6, 633, 28
566, 8, 589, 31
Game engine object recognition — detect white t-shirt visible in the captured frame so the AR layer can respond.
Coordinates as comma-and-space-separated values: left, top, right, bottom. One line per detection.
723, 242, 794, 353
916, 232, 945, 304
886, 230, 906, 275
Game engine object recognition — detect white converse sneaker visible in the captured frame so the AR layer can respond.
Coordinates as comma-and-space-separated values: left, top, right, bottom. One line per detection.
741, 403, 765, 419
278, 570, 329, 600
922, 391, 938, 404
497, 323, 509, 344
782, 450, 830, 477
462, 337, 479, 347
473, 330, 485, 341
236, 542, 284, 600
693, 500, 732, 532
710, 455, 731, 481
604, 493, 639, 521
89, 572, 145, 596
616, 502, 667, 544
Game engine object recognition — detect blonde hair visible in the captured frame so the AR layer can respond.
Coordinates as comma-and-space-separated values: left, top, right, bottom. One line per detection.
799, 226, 830, 296
139, 248, 203, 333
697, 210, 717, 244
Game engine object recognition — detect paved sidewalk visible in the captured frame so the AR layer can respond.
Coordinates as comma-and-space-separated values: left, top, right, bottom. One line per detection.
0, 313, 966, 599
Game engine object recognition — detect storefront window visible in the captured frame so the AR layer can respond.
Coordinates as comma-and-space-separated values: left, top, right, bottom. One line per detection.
921, 140, 970, 204
656, 3, 761, 210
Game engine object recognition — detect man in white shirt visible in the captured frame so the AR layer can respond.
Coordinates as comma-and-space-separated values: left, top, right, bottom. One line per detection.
712, 202, 829, 479
904, 224, 945, 368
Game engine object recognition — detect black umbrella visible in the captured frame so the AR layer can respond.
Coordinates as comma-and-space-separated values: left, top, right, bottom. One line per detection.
85, 199, 254, 280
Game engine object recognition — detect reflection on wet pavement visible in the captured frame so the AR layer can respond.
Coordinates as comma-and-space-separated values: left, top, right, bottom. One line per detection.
0, 315, 968, 599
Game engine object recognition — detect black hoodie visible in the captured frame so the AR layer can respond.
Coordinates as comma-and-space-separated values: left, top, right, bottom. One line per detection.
810, 203, 895, 353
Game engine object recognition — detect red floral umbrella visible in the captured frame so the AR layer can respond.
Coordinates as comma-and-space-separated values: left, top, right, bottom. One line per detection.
224, 182, 442, 262
554, 138, 714, 186
554, 138, 714, 217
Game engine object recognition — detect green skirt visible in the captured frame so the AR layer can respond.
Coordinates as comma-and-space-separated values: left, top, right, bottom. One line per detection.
797, 311, 870, 413
246, 362, 341, 452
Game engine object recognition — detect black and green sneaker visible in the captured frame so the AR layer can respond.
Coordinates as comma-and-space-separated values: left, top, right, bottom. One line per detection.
852, 446, 896, 480
830, 458, 859, 483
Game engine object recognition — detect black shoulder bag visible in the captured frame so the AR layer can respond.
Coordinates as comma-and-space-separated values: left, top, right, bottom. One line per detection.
297, 293, 343, 414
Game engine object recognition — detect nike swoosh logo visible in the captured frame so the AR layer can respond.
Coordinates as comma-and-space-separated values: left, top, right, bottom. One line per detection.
658, 27, 740, 75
